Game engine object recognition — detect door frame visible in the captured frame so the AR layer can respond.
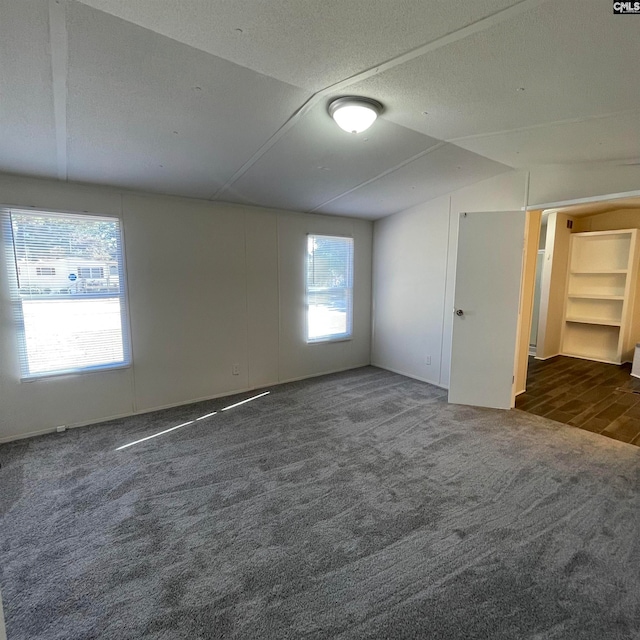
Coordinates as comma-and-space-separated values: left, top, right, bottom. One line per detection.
526, 190, 640, 214
517, 190, 640, 395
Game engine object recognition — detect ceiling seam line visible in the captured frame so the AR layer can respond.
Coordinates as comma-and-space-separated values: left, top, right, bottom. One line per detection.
313, 0, 551, 96
306, 142, 447, 214
211, 0, 551, 201
49, 0, 69, 181
447, 107, 640, 143
209, 94, 318, 200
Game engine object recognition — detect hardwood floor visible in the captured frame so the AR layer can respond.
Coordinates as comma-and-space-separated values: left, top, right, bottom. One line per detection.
516, 355, 640, 446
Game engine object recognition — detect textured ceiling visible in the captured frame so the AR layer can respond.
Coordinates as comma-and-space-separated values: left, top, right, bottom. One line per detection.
350, 1, 640, 140
452, 111, 640, 168
315, 144, 509, 218
66, 2, 309, 199
0, 0, 638, 219
65, 0, 523, 90
221, 104, 441, 213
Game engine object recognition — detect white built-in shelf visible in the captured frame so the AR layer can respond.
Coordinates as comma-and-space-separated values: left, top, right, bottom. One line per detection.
562, 229, 639, 365
570, 269, 628, 275
567, 293, 624, 300
565, 317, 622, 327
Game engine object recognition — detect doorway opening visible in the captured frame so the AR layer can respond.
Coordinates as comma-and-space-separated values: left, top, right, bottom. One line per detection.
516, 195, 640, 445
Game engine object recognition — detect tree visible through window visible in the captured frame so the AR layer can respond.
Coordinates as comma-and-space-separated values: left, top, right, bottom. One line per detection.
5, 209, 130, 378
306, 235, 353, 342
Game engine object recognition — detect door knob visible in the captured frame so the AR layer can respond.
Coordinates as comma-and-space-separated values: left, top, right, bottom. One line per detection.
455, 309, 464, 317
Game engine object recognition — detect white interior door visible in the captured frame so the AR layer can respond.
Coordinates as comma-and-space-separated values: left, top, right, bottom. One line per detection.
449, 211, 526, 409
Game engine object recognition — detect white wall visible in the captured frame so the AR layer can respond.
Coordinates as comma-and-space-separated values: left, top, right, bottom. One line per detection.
372, 195, 450, 386
528, 164, 640, 207
0, 174, 372, 442
372, 171, 528, 389
372, 163, 640, 392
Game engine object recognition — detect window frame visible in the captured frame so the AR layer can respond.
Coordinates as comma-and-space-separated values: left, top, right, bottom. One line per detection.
2, 207, 132, 381
305, 233, 354, 344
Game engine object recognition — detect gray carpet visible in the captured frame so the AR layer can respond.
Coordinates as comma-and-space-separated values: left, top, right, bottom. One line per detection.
1, 367, 640, 639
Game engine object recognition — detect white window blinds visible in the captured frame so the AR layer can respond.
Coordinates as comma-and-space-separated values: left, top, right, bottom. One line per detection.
5, 209, 130, 379
306, 234, 354, 342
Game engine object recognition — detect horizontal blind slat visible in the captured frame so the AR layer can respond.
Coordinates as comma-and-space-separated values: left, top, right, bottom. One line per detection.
7, 209, 130, 378
306, 235, 354, 342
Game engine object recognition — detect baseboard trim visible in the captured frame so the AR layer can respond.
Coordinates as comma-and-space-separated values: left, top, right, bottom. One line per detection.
0, 363, 373, 444
1, 387, 270, 444
370, 363, 448, 391
277, 363, 371, 386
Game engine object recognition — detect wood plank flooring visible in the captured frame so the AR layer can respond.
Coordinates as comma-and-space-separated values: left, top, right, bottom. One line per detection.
516, 355, 640, 446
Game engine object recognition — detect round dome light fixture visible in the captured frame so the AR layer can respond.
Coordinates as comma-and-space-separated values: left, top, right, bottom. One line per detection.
328, 96, 383, 134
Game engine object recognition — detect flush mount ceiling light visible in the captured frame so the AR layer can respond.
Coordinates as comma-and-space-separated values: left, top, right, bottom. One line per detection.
328, 96, 383, 134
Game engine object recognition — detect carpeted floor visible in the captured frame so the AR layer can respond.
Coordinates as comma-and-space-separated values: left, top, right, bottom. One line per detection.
1, 366, 640, 639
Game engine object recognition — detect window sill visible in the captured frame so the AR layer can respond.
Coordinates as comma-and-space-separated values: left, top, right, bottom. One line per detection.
307, 336, 353, 345
20, 362, 131, 383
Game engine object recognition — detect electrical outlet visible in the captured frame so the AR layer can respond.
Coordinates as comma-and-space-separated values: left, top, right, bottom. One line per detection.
426, 356, 431, 365
56, 426, 66, 433
232, 363, 240, 376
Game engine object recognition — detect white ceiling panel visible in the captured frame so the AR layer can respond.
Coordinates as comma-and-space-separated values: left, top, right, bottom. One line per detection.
0, 0, 58, 177
66, 3, 310, 198
316, 144, 510, 219
2, 0, 638, 219
222, 104, 441, 213
73, 0, 523, 90
350, 0, 640, 142
452, 111, 640, 168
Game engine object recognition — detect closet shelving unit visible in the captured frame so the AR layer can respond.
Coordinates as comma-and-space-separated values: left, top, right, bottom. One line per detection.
561, 229, 640, 365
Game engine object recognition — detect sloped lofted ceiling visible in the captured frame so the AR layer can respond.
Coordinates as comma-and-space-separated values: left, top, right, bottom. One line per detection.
1, 0, 638, 219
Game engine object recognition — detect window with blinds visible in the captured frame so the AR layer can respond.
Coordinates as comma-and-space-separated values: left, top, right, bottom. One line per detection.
4, 209, 130, 379
306, 234, 354, 342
